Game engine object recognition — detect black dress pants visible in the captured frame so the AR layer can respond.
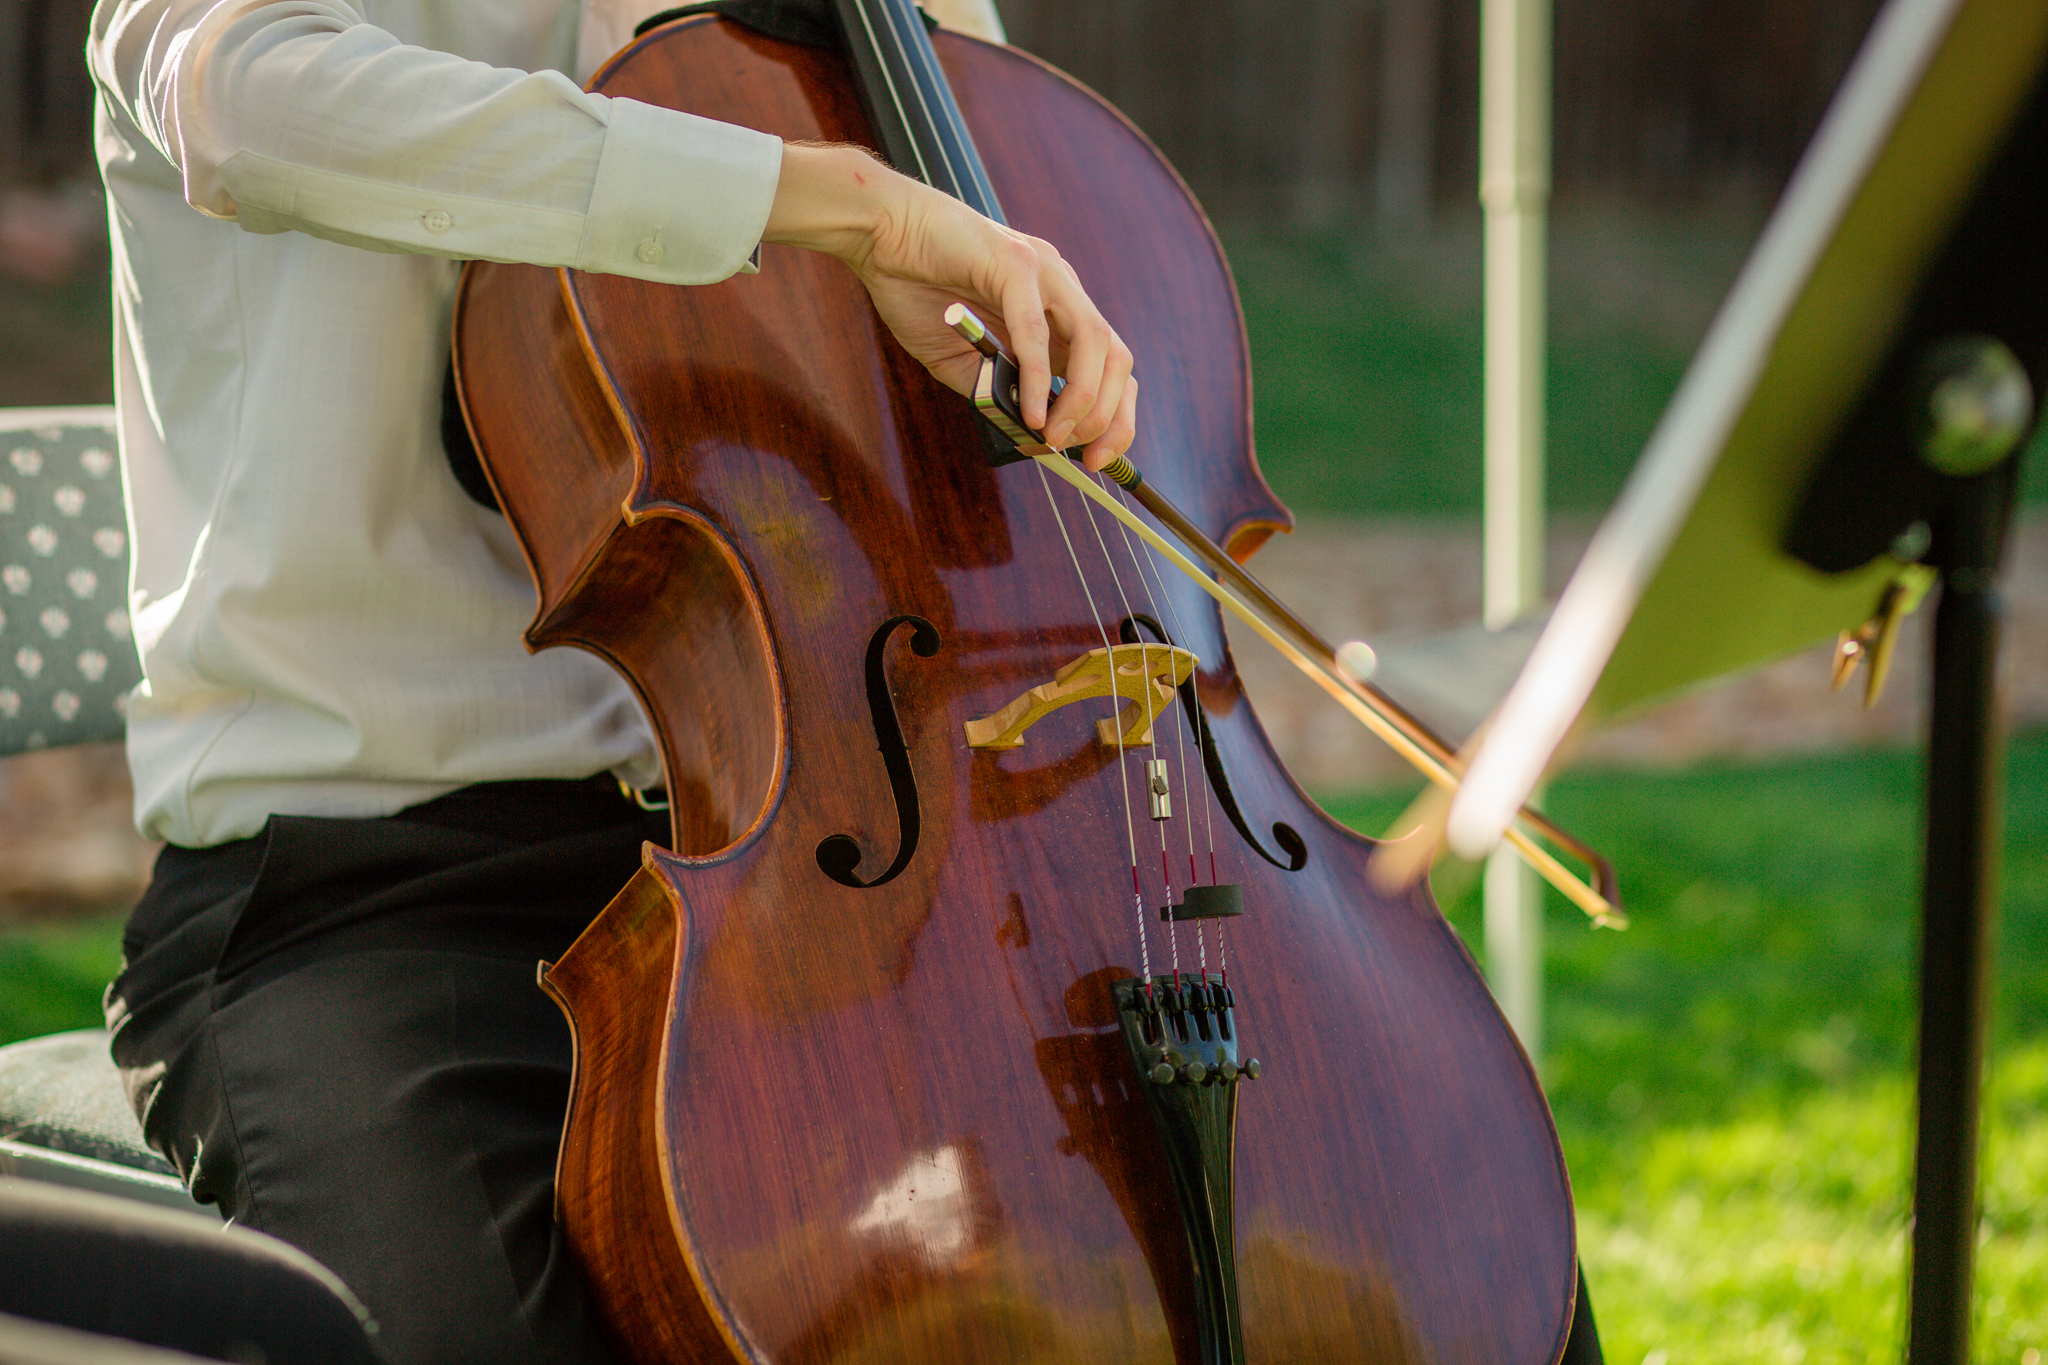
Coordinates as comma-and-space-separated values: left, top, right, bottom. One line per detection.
104, 777, 670, 1365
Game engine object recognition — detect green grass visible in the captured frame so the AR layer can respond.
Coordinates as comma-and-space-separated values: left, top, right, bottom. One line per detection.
1320, 729, 2048, 1362
1224, 211, 1733, 519
1223, 230, 1488, 515
1574, 1047, 2048, 1364
0, 914, 123, 1046
1223, 213, 2048, 518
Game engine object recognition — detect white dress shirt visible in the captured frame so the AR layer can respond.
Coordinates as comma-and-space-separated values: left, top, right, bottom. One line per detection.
89, 0, 785, 846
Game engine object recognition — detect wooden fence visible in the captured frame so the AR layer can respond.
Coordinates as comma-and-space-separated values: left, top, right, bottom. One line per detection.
5, 0, 1888, 219
997, 0, 1888, 224
0, 0, 93, 187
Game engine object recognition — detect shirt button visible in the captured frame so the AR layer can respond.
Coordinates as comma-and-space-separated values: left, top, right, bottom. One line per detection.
422, 209, 452, 233
636, 239, 665, 265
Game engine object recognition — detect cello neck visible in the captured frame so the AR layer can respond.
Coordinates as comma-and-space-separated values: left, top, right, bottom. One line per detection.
829, 0, 1007, 221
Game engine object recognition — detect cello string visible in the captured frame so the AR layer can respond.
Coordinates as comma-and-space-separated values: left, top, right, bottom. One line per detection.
1067, 477, 1182, 978
1099, 476, 1199, 868
895, 6, 1003, 211
854, 0, 1004, 215
1135, 511, 1226, 985
840, 0, 935, 187
1130, 507, 1224, 979
1106, 479, 1210, 870
1099, 475, 1210, 977
1033, 459, 1153, 982
1112, 480, 1231, 977
1089, 470, 1212, 879
1082, 469, 1247, 982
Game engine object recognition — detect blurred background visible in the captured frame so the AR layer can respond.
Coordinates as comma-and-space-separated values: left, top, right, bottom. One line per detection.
0, 0, 2042, 1360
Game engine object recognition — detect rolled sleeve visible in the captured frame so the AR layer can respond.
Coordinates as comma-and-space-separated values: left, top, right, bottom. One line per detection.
576, 97, 781, 283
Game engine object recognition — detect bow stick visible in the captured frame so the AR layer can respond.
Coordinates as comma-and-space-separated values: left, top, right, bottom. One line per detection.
945, 304, 1622, 927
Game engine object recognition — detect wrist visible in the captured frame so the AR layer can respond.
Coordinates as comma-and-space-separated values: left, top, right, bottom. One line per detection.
762, 142, 901, 265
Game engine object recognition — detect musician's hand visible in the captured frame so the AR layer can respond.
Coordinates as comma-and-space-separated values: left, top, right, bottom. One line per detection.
763, 142, 1136, 470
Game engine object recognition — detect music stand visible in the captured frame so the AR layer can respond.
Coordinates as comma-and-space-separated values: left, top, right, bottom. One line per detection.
1442, 0, 2048, 1360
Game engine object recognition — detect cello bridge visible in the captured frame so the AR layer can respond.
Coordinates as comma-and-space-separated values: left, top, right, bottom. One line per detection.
963, 643, 1196, 750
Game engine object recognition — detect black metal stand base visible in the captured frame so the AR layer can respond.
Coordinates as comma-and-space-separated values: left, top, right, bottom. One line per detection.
1907, 476, 2010, 1365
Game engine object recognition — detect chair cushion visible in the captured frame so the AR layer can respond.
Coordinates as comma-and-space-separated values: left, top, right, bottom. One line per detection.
0, 408, 139, 754
0, 1029, 172, 1176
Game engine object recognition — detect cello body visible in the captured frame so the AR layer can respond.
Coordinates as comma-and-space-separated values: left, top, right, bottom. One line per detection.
454, 16, 1576, 1363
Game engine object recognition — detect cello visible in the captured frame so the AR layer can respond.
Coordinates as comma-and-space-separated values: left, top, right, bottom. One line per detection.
452, 0, 1583, 1358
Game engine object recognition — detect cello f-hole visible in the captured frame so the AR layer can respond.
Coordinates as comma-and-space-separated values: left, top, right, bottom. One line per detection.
1121, 614, 1308, 873
816, 613, 941, 888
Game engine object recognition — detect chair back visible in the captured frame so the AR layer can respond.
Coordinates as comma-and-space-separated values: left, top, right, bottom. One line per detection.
0, 406, 138, 755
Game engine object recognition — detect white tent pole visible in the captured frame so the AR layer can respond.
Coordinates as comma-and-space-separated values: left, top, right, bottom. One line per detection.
1479, 0, 1550, 1059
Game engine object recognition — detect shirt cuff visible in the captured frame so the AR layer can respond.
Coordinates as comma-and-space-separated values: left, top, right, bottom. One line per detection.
577, 96, 782, 284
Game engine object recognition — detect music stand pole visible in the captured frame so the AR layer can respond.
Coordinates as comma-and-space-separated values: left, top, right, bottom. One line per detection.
1908, 460, 2013, 1365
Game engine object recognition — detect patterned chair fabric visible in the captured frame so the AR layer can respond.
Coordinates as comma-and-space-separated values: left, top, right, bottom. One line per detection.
0, 1029, 172, 1177
0, 407, 137, 755
0, 409, 166, 1209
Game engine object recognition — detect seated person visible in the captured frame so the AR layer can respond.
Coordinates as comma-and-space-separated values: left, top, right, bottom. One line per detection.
88, 0, 1134, 1360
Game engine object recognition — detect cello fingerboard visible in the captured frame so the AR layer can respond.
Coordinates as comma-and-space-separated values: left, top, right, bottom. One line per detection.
831, 0, 1006, 220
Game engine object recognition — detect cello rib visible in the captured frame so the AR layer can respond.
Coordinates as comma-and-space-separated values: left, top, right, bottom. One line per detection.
539, 866, 740, 1364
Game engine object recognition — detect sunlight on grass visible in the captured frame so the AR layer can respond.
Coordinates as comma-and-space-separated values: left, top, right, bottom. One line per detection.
1581, 1042, 2047, 1364
1320, 730, 2048, 1362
